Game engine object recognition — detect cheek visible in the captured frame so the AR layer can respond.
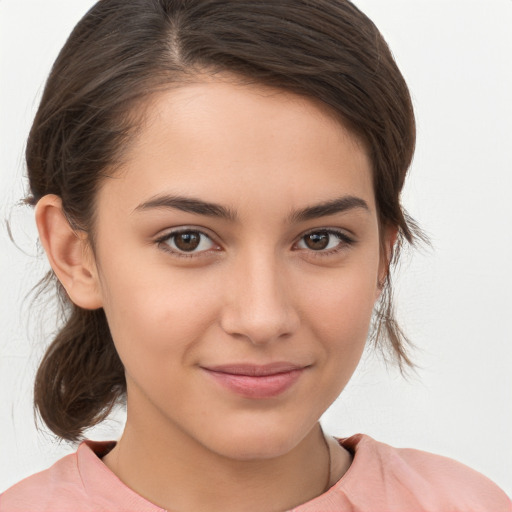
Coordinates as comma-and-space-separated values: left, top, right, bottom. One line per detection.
98, 260, 219, 370
300, 256, 380, 355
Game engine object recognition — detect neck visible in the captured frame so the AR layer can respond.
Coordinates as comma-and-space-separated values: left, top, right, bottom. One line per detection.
103, 416, 340, 512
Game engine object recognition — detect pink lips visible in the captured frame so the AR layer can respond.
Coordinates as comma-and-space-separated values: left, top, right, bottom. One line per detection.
202, 363, 306, 399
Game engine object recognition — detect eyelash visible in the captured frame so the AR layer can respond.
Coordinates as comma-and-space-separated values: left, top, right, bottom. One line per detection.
296, 229, 356, 257
155, 228, 220, 259
155, 228, 355, 259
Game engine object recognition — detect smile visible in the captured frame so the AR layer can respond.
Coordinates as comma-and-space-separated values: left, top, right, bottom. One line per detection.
201, 363, 308, 399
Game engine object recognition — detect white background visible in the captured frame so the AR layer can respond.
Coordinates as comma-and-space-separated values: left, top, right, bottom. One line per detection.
1, 0, 511, 497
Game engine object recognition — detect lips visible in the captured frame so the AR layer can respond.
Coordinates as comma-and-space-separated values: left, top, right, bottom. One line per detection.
201, 363, 307, 399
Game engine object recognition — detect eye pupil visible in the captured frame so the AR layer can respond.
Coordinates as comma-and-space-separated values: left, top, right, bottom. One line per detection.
175, 232, 201, 251
305, 232, 329, 250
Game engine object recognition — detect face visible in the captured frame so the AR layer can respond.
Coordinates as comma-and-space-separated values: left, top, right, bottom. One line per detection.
91, 78, 389, 460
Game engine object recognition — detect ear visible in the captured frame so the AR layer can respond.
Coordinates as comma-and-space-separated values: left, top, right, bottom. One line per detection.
35, 194, 103, 310
376, 225, 398, 298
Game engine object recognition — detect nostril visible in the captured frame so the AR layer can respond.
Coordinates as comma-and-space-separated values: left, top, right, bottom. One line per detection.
219, 299, 299, 345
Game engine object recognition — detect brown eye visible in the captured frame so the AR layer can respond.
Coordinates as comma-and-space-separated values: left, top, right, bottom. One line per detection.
174, 232, 201, 251
304, 231, 330, 250
296, 229, 353, 253
161, 230, 216, 254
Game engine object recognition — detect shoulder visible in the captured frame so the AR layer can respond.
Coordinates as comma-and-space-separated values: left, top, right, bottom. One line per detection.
0, 441, 161, 512
1, 448, 87, 511
334, 434, 512, 512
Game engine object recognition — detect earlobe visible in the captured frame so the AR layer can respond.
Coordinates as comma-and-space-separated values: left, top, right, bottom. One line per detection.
35, 194, 103, 310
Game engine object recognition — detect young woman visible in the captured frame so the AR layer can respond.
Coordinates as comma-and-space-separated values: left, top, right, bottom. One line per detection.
1, 0, 510, 510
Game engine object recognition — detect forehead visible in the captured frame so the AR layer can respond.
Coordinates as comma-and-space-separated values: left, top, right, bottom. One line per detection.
98, 78, 376, 219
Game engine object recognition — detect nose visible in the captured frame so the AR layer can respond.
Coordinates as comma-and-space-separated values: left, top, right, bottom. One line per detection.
219, 252, 300, 345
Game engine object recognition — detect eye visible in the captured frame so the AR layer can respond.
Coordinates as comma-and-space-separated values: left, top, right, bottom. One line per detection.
158, 229, 217, 254
296, 229, 354, 252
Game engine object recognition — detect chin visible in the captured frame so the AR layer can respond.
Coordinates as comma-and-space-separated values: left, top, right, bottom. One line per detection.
198, 413, 317, 461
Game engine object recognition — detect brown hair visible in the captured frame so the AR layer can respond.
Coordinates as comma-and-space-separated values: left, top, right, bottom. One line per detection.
28, 0, 419, 441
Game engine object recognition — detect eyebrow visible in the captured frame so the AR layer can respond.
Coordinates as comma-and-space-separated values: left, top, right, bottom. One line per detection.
134, 194, 369, 222
288, 195, 369, 223
134, 195, 237, 221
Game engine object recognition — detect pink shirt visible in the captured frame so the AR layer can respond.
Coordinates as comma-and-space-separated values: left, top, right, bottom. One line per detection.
1, 434, 510, 511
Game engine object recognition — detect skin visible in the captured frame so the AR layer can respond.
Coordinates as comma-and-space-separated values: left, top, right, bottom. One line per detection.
37, 77, 394, 511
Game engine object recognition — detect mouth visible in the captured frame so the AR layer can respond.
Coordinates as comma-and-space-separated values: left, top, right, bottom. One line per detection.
201, 363, 308, 399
